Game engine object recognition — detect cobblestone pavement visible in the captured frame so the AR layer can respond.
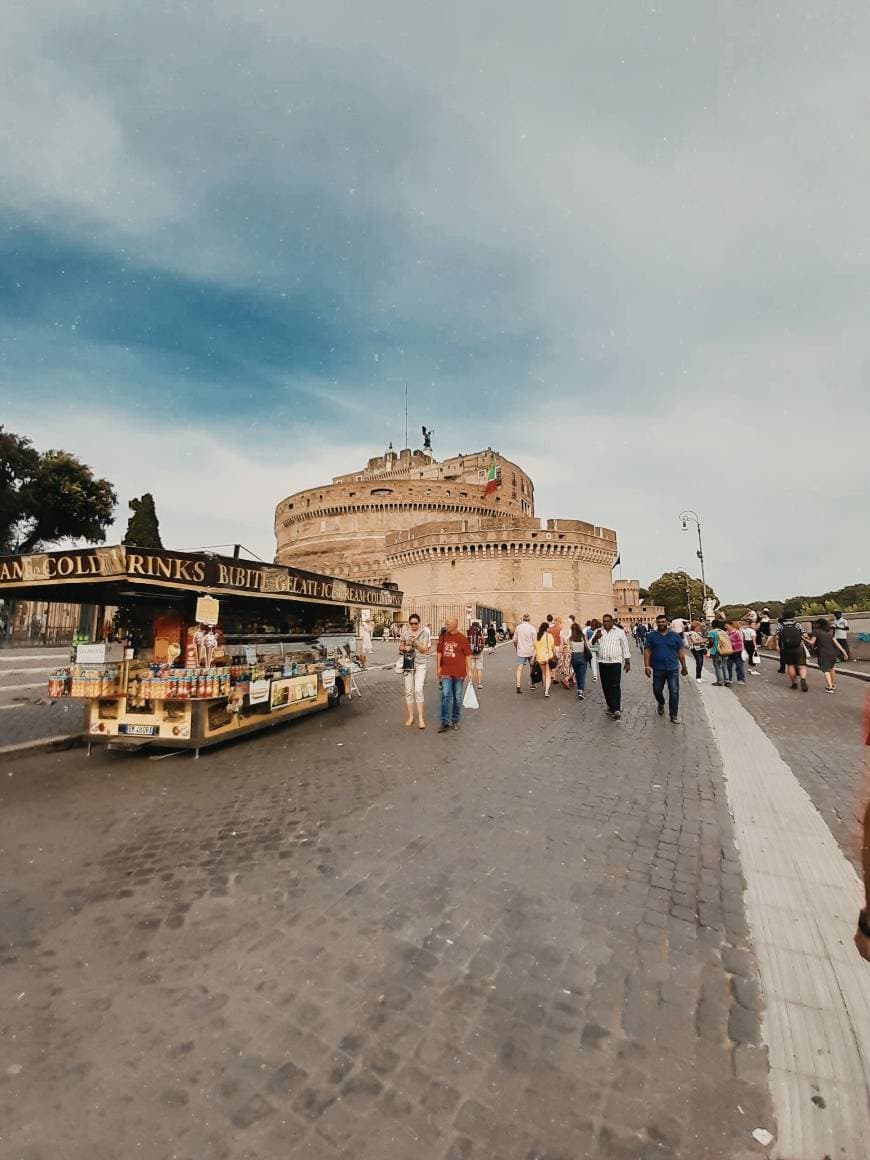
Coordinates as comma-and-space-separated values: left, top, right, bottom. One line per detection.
727, 657, 869, 868
1, 653, 774, 1159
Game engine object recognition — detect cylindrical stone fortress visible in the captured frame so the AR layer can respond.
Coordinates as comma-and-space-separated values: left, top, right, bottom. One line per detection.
274, 446, 617, 625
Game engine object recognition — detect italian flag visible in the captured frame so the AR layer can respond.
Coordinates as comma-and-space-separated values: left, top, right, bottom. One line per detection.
484, 462, 501, 497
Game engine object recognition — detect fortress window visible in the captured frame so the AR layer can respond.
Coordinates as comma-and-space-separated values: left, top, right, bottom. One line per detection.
370, 487, 393, 495
349, 491, 356, 497
321, 520, 327, 531
542, 571, 553, 589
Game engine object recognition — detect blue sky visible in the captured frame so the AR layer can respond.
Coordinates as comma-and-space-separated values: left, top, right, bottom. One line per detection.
1, 1, 868, 599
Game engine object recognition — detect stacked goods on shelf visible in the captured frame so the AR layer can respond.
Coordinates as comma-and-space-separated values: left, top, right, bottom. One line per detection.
66, 664, 123, 698
128, 667, 231, 701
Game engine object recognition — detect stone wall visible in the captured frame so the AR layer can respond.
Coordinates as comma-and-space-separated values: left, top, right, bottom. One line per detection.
387, 516, 617, 628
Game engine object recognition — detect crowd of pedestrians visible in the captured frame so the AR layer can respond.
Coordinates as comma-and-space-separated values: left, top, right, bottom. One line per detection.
395, 601, 856, 732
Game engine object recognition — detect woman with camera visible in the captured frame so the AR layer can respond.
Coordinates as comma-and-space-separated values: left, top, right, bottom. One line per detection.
399, 613, 432, 729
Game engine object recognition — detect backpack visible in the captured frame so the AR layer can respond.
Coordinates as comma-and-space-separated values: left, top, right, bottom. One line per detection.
468, 625, 483, 655
716, 630, 733, 655
780, 623, 803, 650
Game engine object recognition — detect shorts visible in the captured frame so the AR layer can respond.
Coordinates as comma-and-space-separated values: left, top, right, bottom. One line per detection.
781, 648, 805, 668
472, 654, 484, 670
517, 656, 533, 665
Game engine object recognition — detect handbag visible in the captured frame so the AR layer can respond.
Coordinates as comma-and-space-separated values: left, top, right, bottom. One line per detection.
394, 656, 405, 674
547, 657, 557, 670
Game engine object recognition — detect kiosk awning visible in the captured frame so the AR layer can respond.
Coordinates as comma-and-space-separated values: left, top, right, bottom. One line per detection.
0, 546, 403, 610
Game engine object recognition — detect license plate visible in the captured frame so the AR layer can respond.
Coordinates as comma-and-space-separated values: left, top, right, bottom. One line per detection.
119, 724, 157, 736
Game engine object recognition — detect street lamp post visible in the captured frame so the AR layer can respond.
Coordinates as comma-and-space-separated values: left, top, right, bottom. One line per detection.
679, 510, 707, 606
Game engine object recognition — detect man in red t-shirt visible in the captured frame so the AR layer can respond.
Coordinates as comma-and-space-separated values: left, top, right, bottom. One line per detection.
436, 617, 472, 732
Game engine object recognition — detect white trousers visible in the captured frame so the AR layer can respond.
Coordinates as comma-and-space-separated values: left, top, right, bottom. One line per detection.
404, 665, 427, 704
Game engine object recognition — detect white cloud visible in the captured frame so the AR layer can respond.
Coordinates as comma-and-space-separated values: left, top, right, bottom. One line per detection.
2, 403, 373, 564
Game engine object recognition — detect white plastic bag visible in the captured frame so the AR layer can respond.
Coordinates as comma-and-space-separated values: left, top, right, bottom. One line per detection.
462, 682, 479, 709
394, 657, 405, 674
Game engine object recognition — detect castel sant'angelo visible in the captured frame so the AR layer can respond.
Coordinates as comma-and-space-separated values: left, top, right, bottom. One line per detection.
274, 445, 656, 629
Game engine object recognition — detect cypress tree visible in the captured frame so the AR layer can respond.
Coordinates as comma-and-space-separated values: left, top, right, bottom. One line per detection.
123, 493, 163, 549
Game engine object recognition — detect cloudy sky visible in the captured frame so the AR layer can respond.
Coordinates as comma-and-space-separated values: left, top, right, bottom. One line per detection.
2, 1, 867, 601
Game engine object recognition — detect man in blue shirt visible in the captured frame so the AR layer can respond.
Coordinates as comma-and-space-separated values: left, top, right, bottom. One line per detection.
643, 614, 688, 723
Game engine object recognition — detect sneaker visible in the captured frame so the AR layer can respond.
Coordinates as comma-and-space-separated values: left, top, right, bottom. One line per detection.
437, 724, 450, 733
544, 691, 550, 698
612, 710, 621, 720
695, 676, 705, 683
670, 716, 679, 724
724, 681, 732, 687
800, 678, 808, 692
451, 722, 461, 730
712, 681, 724, 687
577, 691, 585, 700
825, 687, 835, 694
656, 703, 665, 716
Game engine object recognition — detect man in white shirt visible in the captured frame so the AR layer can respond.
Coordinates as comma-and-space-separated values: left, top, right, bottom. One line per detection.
592, 614, 631, 719
832, 612, 851, 660
669, 616, 686, 636
512, 613, 537, 694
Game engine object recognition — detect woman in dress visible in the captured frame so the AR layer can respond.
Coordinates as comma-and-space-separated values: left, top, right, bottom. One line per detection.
534, 621, 556, 697
399, 613, 431, 728
803, 618, 847, 692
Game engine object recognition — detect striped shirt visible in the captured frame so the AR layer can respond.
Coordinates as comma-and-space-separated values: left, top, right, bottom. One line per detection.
597, 627, 631, 663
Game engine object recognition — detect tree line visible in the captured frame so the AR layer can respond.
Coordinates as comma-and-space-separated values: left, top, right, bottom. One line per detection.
642, 565, 870, 622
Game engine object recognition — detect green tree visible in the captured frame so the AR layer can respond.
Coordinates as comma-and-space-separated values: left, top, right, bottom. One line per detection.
0, 427, 117, 553
637, 586, 651, 603
123, 493, 163, 549
647, 572, 716, 622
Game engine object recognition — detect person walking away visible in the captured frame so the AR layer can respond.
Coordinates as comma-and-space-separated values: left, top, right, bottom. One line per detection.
758, 608, 773, 646
774, 616, 787, 673
569, 621, 592, 699
707, 619, 732, 686
555, 625, 574, 689
486, 622, 497, 652
512, 613, 537, 693
742, 619, 759, 673
669, 615, 686, 637
686, 620, 707, 682
436, 618, 472, 731
548, 616, 563, 651
779, 609, 809, 691
804, 618, 847, 692
726, 621, 747, 684
832, 611, 851, 661
535, 622, 557, 697
593, 614, 631, 719
586, 619, 601, 682
644, 614, 688, 723
399, 614, 431, 729
467, 620, 485, 690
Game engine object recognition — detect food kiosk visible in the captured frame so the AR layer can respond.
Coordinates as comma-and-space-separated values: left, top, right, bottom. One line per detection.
0, 545, 402, 756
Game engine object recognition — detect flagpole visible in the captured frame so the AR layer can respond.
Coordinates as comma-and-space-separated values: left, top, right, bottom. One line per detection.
404, 383, 408, 449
